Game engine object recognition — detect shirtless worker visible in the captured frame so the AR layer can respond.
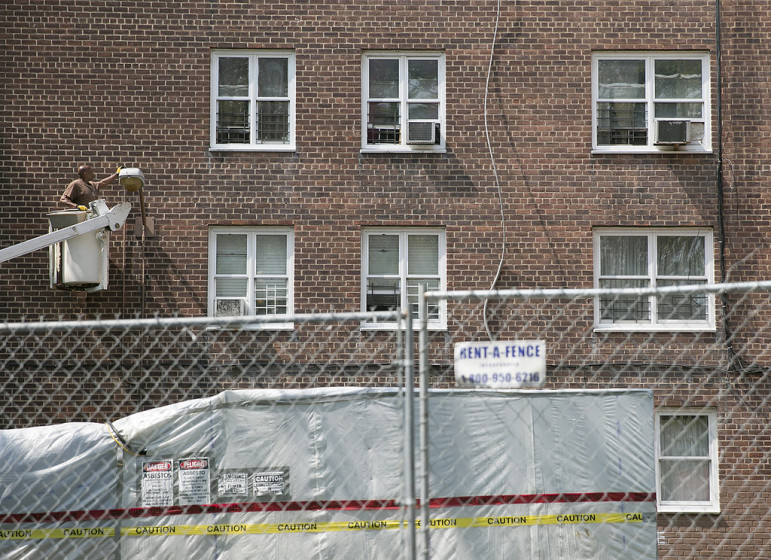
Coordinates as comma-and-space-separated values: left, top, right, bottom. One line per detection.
60, 164, 121, 209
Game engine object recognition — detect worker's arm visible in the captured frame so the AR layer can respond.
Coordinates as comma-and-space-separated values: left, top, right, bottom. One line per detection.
59, 194, 87, 210
59, 188, 78, 208
94, 167, 122, 190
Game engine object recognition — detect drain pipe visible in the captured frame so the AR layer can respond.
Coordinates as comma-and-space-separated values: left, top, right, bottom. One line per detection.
715, 0, 736, 367
715, 0, 725, 286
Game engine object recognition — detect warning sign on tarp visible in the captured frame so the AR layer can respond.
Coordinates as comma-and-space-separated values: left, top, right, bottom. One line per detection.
141, 460, 173, 507
218, 472, 248, 498
178, 458, 211, 505
254, 470, 287, 497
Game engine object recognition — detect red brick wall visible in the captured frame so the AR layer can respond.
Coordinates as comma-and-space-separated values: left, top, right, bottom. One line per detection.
1, 0, 726, 322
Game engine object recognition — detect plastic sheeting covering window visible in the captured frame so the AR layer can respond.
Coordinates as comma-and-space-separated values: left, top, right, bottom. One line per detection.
0, 388, 655, 559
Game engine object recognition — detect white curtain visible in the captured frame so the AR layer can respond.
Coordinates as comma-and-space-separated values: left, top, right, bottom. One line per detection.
659, 415, 710, 502
215, 234, 247, 299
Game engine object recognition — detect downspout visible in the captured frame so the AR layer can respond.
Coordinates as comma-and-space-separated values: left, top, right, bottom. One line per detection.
715, 0, 725, 286
715, 0, 731, 351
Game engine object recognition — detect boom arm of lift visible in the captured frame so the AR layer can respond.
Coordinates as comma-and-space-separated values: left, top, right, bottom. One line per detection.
0, 202, 131, 264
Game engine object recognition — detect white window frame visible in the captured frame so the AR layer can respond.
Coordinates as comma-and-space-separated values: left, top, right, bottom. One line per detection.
592, 51, 711, 154
361, 228, 447, 330
208, 227, 294, 329
210, 50, 296, 152
655, 409, 720, 513
593, 228, 715, 332
361, 52, 446, 154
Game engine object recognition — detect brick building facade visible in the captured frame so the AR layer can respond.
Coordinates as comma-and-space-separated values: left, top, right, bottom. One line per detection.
1, 1, 769, 558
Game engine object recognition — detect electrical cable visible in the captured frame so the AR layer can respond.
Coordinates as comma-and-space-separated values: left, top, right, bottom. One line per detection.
483, 0, 505, 341
106, 421, 146, 456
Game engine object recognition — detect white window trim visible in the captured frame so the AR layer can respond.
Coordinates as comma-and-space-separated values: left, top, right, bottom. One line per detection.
210, 50, 296, 152
208, 227, 294, 329
655, 409, 720, 514
361, 228, 447, 330
361, 51, 446, 154
593, 228, 715, 332
591, 51, 712, 154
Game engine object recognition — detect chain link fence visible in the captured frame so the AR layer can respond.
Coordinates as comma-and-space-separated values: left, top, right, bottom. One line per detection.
1, 283, 769, 559
0, 311, 422, 559
418, 281, 770, 560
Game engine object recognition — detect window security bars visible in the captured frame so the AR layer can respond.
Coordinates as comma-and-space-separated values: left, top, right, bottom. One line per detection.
596, 104, 648, 145
215, 105, 290, 145
367, 104, 401, 144
216, 105, 250, 144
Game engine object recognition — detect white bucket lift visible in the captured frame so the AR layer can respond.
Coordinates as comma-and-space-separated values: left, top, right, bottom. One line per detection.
0, 200, 131, 292
48, 200, 115, 291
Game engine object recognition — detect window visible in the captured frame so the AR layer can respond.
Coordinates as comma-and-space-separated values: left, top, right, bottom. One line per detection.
208, 228, 293, 326
592, 52, 710, 153
593, 229, 714, 331
211, 50, 295, 151
655, 410, 719, 513
362, 52, 445, 152
362, 229, 446, 328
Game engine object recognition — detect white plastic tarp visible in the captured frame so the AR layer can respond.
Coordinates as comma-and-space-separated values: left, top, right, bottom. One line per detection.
0, 388, 656, 559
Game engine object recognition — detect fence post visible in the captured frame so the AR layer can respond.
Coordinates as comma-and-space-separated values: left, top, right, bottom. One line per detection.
418, 285, 430, 560
402, 309, 417, 560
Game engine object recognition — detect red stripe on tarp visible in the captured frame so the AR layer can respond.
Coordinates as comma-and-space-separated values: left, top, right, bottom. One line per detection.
0, 492, 655, 525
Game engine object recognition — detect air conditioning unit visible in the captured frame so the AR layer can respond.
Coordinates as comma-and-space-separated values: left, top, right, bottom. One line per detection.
407, 121, 437, 144
655, 120, 691, 145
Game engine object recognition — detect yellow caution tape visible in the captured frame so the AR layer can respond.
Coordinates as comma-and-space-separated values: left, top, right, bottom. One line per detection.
121, 513, 645, 538
0, 527, 115, 540
1, 513, 645, 541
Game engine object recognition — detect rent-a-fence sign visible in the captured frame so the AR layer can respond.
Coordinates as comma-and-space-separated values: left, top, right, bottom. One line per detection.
455, 340, 546, 388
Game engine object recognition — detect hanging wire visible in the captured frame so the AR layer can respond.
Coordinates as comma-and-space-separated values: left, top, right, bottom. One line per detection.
483, 0, 505, 341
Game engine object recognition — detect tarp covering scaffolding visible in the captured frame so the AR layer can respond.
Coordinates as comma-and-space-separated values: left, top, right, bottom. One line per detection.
0, 388, 656, 559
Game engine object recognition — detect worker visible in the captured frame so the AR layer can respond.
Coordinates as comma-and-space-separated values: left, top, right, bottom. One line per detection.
60, 164, 121, 209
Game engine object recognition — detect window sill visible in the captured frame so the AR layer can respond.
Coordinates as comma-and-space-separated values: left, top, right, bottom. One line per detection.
209, 145, 296, 153
592, 145, 713, 156
657, 504, 720, 515
206, 321, 295, 331
361, 322, 447, 332
360, 146, 446, 155
594, 323, 716, 333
